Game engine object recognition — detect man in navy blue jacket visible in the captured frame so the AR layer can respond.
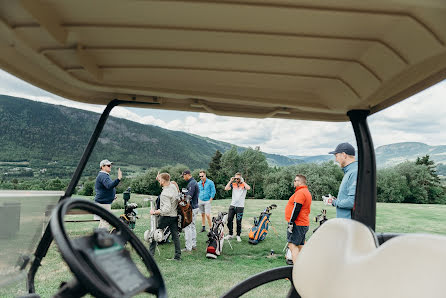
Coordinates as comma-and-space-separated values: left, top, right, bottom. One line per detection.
181, 170, 200, 251
94, 159, 123, 228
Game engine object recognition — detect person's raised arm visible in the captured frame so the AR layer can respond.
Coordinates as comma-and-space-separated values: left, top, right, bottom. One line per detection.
224, 177, 235, 191
101, 174, 120, 189
241, 177, 251, 190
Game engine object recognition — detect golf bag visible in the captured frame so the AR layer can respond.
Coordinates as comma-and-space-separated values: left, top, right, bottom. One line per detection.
177, 188, 193, 231
143, 196, 171, 244
206, 212, 228, 259
114, 187, 138, 230
119, 202, 138, 229
248, 204, 277, 245
313, 209, 328, 234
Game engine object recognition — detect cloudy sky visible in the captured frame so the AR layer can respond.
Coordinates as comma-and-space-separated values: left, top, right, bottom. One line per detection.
1, 69, 445, 156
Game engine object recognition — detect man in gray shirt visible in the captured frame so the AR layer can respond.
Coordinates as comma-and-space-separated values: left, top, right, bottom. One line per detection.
224, 172, 251, 242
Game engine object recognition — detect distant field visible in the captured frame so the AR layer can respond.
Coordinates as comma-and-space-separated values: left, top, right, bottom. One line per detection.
4, 198, 446, 297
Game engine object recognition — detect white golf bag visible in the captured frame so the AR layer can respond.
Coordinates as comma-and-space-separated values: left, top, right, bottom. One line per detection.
144, 196, 171, 244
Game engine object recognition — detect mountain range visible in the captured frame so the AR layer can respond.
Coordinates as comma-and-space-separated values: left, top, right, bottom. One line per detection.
289, 143, 446, 169
1, 95, 444, 179
0, 95, 301, 178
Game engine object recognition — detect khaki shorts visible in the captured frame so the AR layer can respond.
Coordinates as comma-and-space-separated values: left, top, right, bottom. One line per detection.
94, 203, 112, 229
198, 200, 211, 214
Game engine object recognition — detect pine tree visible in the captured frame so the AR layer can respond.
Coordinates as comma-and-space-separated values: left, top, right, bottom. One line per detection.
208, 150, 222, 181
415, 155, 440, 185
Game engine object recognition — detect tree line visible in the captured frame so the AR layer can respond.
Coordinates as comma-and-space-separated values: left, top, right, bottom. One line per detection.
2, 147, 446, 204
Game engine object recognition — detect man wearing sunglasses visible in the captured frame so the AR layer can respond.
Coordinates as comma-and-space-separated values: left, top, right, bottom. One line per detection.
224, 172, 251, 242
197, 170, 216, 232
94, 159, 123, 229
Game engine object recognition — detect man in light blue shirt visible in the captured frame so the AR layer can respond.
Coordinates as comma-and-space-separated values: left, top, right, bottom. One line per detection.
328, 143, 358, 219
197, 170, 216, 232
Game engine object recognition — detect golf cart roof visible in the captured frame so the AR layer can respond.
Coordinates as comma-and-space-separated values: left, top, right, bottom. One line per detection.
1, 1, 446, 121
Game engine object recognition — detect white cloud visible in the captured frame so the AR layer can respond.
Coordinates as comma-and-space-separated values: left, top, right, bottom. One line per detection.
1, 69, 445, 156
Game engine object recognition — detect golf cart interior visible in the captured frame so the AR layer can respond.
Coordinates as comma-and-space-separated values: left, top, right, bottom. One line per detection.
1, 1, 446, 297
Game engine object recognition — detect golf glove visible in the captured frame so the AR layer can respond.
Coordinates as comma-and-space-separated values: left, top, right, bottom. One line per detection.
287, 222, 294, 233
240, 177, 244, 183
322, 194, 334, 206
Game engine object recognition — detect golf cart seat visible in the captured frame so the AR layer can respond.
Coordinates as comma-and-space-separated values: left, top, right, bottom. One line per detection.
293, 219, 446, 298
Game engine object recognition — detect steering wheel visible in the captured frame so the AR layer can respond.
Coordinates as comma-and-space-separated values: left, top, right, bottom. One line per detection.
50, 198, 166, 298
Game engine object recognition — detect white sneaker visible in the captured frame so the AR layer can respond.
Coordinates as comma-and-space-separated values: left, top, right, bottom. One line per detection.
225, 235, 233, 240
236, 236, 241, 242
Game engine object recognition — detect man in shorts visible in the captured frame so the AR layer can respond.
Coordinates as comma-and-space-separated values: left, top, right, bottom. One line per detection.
197, 170, 216, 232
285, 174, 312, 265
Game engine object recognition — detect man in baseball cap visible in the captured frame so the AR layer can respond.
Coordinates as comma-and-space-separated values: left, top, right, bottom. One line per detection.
100, 159, 113, 167
181, 169, 200, 251
94, 159, 123, 229
328, 142, 355, 156
326, 142, 357, 219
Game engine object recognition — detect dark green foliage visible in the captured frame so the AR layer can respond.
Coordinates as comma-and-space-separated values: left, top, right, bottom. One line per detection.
207, 150, 226, 199
376, 158, 446, 204
79, 179, 95, 196
239, 147, 269, 198
376, 168, 408, 203
263, 162, 343, 201
207, 150, 222, 181
415, 155, 441, 185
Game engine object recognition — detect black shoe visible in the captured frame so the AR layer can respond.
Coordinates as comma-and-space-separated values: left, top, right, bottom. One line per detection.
286, 259, 294, 265
200, 226, 206, 232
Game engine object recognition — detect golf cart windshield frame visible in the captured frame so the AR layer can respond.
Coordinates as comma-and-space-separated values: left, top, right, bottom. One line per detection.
27, 99, 377, 293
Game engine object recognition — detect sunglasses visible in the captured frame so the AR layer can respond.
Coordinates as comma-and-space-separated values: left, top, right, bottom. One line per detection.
105, 165, 111, 168
199, 175, 205, 178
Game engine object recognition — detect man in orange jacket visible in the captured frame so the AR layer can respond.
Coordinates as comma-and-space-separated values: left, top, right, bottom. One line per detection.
284, 174, 312, 264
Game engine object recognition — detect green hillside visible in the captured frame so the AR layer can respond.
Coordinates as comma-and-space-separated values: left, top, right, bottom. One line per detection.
0, 95, 299, 179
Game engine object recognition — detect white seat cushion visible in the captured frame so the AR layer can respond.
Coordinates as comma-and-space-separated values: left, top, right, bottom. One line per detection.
293, 218, 446, 298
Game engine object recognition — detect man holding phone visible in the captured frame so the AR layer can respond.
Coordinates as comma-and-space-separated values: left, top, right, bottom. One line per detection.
224, 172, 251, 242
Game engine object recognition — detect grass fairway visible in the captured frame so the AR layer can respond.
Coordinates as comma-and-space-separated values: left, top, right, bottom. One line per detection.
15, 197, 446, 297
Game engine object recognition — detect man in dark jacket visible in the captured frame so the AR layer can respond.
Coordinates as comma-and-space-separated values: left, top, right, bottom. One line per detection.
94, 159, 122, 229
181, 170, 200, 251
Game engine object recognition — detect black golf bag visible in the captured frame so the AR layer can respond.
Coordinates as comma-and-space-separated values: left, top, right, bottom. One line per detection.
248, 204, 277, 244
118, 187, 138, 229
206, 212, 228, 259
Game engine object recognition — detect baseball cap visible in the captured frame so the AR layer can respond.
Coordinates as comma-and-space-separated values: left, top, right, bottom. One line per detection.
100, 159, 113, 167
328, 143, 355, 156
181, 170, 191, 176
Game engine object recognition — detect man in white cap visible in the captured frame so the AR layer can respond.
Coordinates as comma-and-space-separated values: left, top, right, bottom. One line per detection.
327, 143, 358, 219
94, 159, 123, 228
